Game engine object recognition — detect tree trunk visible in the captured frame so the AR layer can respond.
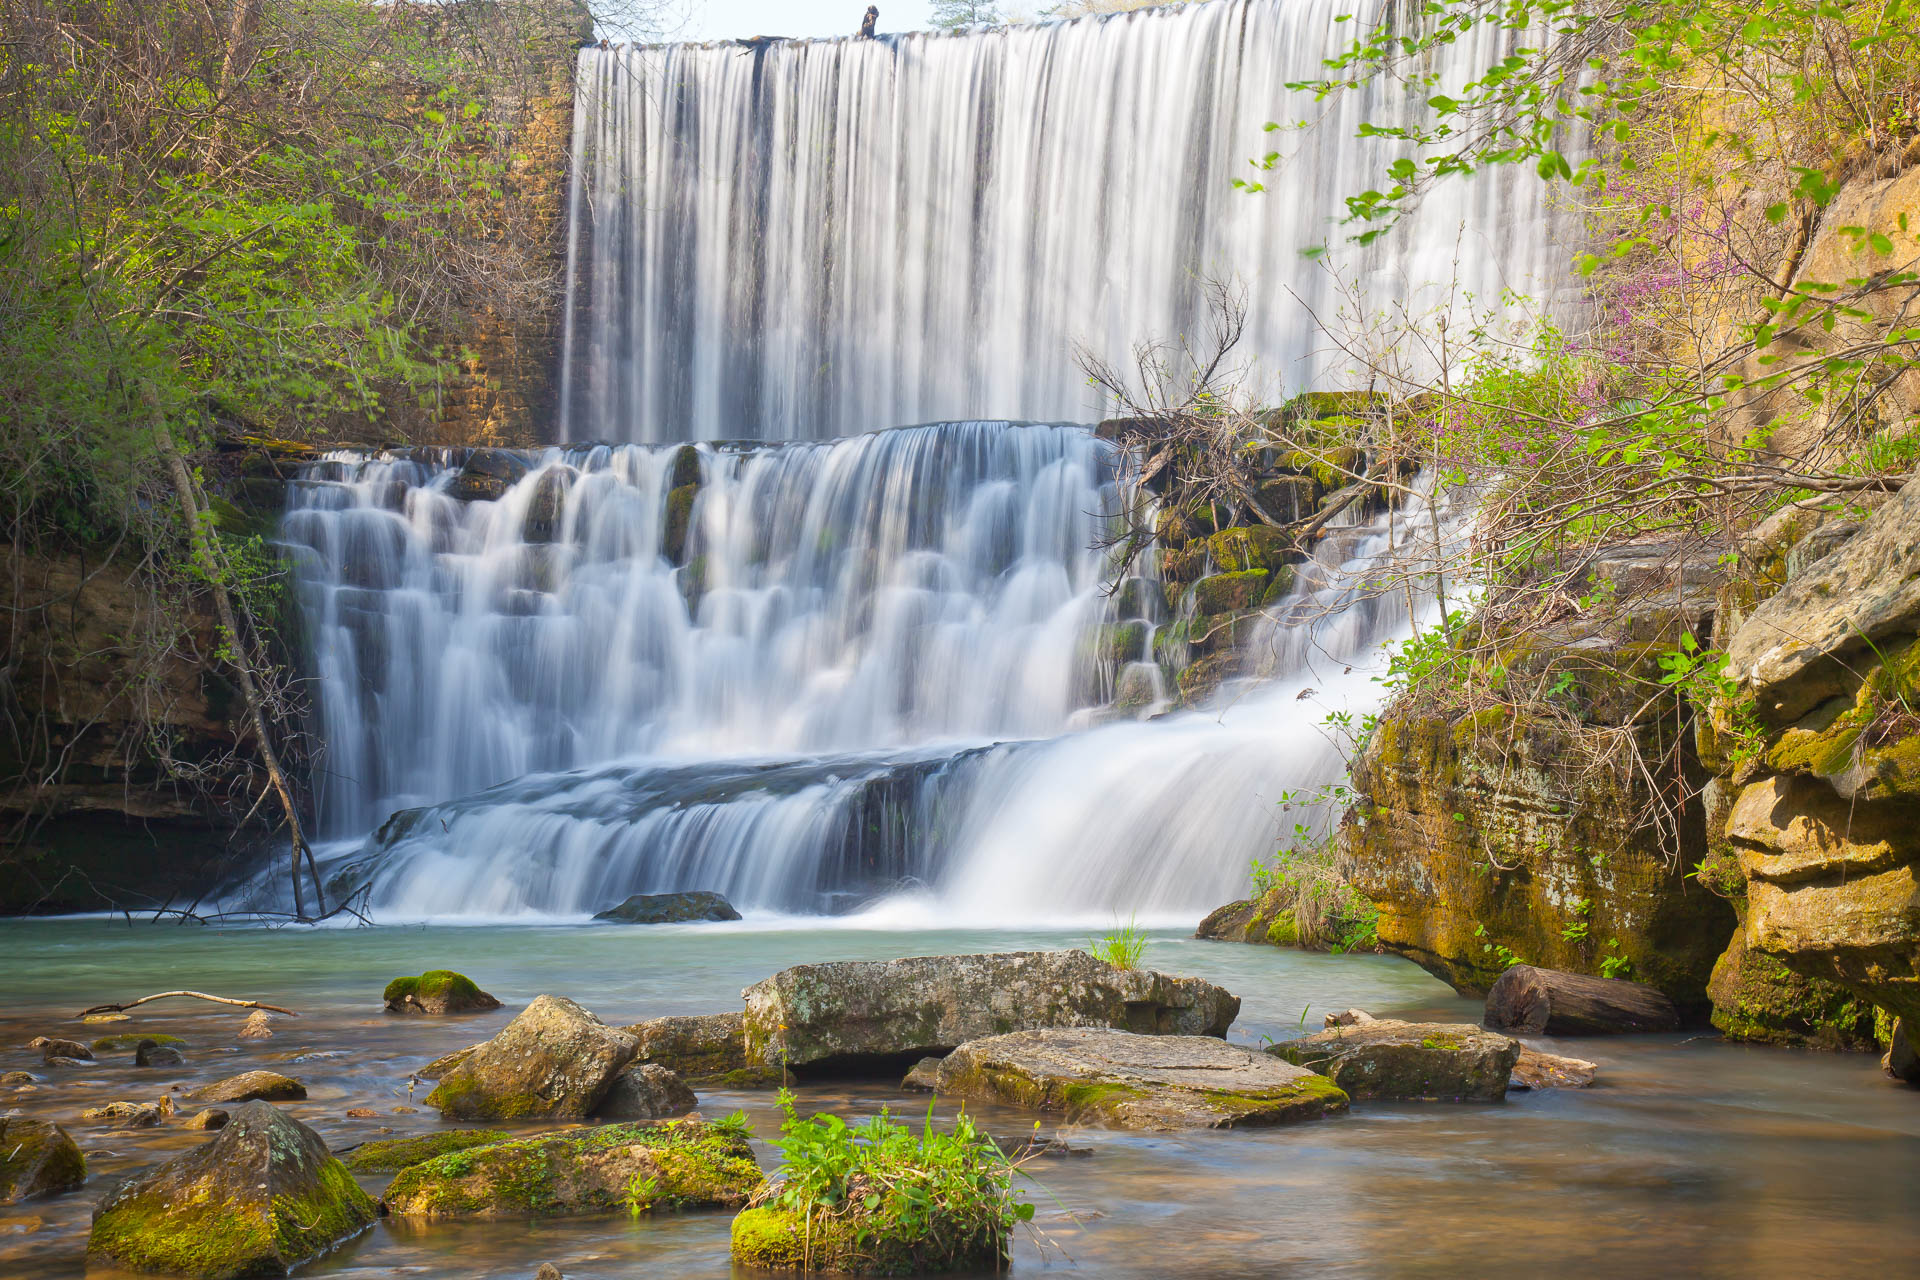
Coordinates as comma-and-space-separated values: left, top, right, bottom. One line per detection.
1483, 965, 1680, 1035
145, 391, 323, 918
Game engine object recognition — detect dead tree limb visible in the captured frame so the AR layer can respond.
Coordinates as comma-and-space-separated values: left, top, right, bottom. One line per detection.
77, 990, 299, 1018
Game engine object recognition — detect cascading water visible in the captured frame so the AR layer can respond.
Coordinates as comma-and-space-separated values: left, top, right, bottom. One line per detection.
560, 0, 1563, 442
272, 420, 1456, 921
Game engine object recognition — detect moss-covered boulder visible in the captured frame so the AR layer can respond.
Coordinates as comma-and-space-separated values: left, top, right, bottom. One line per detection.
931, 1028, 1348, 1130
187, 1070, 306, 1104
664, 483, 698, 562
731, 1202, 1006, 1274
426, 994, 637, 1120
382, 970, 501, 1015
1707, 925, 1879, 1049
380, 1117, 760, 1220
742, 951, 1239, 1074
591, 890, 741, 924
1188, 570, 1268, 615
339, 1129, 510, 1174
1207, 526, 1290, 574
1269, 1020, 1521, 1101
0, 1118, 85, 1203
87, 1101, 373, 1277
592, 1062, 697, 1120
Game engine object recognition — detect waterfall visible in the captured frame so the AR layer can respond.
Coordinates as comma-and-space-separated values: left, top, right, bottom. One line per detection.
274, 421, 1452, 921
560, 0, 1560, 442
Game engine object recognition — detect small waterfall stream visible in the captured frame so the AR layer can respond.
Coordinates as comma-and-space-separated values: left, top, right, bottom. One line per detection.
276, 421, 1448, 921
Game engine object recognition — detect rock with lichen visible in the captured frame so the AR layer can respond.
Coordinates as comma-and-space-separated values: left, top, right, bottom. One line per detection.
425, 994, 636, 1121
0, 1118, 85, 1203
87, 1101, 373, 1276
930, 1027, 1348, 1130
593, 1062, 697, 1120
1268, 1019, 1521, 1101
382, 970, 502, 1015
742, 951, 1239, 1074
620, 1011, 778, 1086
380, 1117, 760, 1220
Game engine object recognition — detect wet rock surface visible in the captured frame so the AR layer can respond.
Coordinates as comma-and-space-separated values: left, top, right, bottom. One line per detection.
591, 1062, 697, 1120
87, 1100, 373, 1276
1509, 1049, 1598, 1091
425, 994, 637, 1120
742, 951, 1240, 1073
1270, 1020, 1522, 1101
930, 1027, 1348, 1130
186, 1070, 307, 1104
340, 1129, 509, 1174
622, 1012, 749, 1080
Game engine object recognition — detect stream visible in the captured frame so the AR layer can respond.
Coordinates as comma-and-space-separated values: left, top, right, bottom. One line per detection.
5, 920, 1916, 1278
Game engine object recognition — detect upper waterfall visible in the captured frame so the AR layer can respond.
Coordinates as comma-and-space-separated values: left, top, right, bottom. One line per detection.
559, 0, 1560, 442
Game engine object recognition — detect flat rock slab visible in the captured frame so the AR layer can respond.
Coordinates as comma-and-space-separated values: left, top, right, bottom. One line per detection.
932, 1028, 1348, 1130
743, 951, 1240, 1073
1270, 1020, 1521, 1101
1510, 1048, 1598, 1091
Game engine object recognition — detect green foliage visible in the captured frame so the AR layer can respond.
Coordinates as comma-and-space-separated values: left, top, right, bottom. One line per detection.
928, 0, 1003, 28
765, 1090, 1029, 1273
1089, 917, 1149, 969
1600, 938, 1635, 979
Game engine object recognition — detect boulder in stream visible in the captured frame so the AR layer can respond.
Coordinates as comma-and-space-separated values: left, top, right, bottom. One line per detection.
593, 890, 742, 924
27, 1036, 92, 1063
0, 1118, 85, 1202
380, 1116, 760, 1219
425, 994, 637, 1120
382, 970, 502, 1015
1509, 1048, 1598, 1091
1268, 1020, 1522, 1101
622, 1011, 776, 1084
188, 1069, 307, 1104
742, 951, 1240, 1073
930, 1028, 1348, 1129
88, 1101, 374, 1276
592, 1062, 697, 1120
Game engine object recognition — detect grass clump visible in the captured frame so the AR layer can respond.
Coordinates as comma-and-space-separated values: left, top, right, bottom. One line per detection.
730, 1089, 1029, 1275
1248, 844, 1379, 954
1089, 917, 1149, 970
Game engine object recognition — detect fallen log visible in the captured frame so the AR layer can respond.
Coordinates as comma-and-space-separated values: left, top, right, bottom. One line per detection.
1483, 965, 1678, 1036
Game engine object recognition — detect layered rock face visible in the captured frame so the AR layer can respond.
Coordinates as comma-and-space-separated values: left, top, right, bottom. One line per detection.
1718, 480, 1920, 1026
1341, 549, 1737, 1009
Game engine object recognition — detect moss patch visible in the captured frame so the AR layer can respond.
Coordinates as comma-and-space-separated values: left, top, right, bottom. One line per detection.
729, 1204, 1006, 1275
93, 1033, 186, 1053
341, 1129, 510, 1174
383, 970, 484, 1006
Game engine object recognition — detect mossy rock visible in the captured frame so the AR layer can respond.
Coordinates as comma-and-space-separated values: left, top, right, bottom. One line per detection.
340, 1129, 509, 1174
669, 443, 703, 490
730, 1202, 1007, 1275
383, 970, 501, 1015
1279, 390, 1385, 423
1189, 570, 1269, 615
1270, 1020, 1521, 1101
621, 1012, 750, 1081
664, 483, 699, 562
0, 1118, 85, 1203
1259, 563, 1298, 606
380, 1117, 761, 1220
424, 994, 636, 1121
1707, 928, 1879, 1050
87, 1101, 373, 1277
93, 1033, 186, 1053
1207, 525, 1291, 574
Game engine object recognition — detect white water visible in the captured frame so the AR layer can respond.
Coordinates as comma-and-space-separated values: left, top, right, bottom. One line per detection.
560, 0, 1562, 442
275, 422, 1450, 922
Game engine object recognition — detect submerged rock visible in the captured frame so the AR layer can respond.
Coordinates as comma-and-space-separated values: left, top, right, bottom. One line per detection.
931, 1028, 1348, 1130
340, 1129, 509, 1174
425, 994, 637, 1120
1509, 1049, 1598, 1091
188, 1070, 307, 1104
742, 951, 1240, 1073
92, 1033, 186, 1054
1269, 1020, 1521, 1101
183, 1109, 229, 1131
593, 1062, 697, 1120
623, 1012, 749, 1081
81, 1100, 167, 1128
380, 1116, 760, 1219
382, 970, 502, 1015
27, 1037, 92, 1063
137, 1039, 186, 1068
235, 1011, 274, 1040
1, 1072, 36, 1086
88, 1101, 374, 1275
0, 1118, 85, 1202
592, 890, 741, 924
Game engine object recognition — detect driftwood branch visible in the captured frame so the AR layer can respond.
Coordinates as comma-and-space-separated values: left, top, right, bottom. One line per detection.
77, 990, 300, 1018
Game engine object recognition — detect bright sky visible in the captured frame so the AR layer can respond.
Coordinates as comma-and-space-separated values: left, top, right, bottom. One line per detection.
645, 0, 942, 42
